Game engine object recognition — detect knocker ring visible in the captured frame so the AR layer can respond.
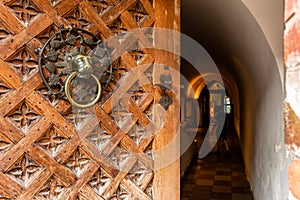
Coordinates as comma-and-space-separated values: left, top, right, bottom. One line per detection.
64, 72, 102, 108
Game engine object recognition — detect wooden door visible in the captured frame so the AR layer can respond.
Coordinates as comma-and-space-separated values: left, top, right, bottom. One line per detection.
0, 0, 180, 199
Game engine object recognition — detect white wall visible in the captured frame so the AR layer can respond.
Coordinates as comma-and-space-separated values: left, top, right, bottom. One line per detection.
241, 0, 285, 84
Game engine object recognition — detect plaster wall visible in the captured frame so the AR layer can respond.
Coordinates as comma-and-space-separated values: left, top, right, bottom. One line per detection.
241, 0, 285, 84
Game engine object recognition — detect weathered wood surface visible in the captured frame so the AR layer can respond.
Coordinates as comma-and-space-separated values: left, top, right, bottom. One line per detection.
0, 0, 179, 199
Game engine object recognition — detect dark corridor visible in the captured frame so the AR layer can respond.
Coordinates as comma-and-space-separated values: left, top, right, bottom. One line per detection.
180, 128, 254, 200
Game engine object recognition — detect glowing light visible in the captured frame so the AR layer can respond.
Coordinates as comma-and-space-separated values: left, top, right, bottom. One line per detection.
186, 75, 202, 99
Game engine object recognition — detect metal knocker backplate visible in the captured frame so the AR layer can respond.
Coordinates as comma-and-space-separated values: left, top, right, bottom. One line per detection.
36, 26, 112, 108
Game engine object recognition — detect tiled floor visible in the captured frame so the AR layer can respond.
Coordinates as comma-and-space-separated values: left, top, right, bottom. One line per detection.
181, 130, 254, 200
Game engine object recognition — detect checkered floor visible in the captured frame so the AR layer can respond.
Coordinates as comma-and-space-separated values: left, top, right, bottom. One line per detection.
181, 130, 254, 200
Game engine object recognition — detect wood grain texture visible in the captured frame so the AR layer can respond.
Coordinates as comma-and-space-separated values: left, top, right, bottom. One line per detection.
153, 0, 180, 200
26, 91, 76, 136
79, 1, 113, 38
0, 118, 50, 171
121, 177, 152, 200
81, 139, 119, 177
0, 14, 52, 60
101, 0, 136, 25
28, 144, 76, 186
0, 73, 43, 117
16, 169, 52, 200
102, 156, 137, 199
0, 3, 24, 34
59, 161, 99, 200
79, 185, 105, 200
0, 172, 23, 198
55, 0, 81, 17
0, 0, 180, 199
0, 58, 22, 89
0, 116, 23, 143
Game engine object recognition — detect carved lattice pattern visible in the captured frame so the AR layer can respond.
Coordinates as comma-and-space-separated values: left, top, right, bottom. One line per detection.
129, 81, 149, 105
110, 187, 131, 200
6, 101, 42, 133
62, 107, 91, 127
127, 122, 148, 146
0, 26, 10, 41
64, 147, 91, 177
0, 0, 176, 199
6, 154, 43, 187
33, 176, 69, 199
128, 0, 150, 26
0, 132, 14, 155
0, 79, 13, 100
127, 160, 153, 187
89, 0, 113, 16
6, 0, 41, 26
109, 17, 128, 36
88, 167, 113, 196
6, 47, 39, 81
108, 146, 131, 169
36, 125, 69, 157
63, 6, 90, 29
87, 126, 112, 152
35, 25, 59, 45
37, 85, 61, 106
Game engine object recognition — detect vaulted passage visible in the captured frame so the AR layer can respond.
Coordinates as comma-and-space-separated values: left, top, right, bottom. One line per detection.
180, 0, 288, 199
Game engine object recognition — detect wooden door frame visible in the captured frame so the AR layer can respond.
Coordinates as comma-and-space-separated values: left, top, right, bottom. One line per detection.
153, 0, 180, 199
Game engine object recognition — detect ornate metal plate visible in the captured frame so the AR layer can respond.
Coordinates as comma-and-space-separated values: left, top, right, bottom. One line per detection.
36, 26, 112, 107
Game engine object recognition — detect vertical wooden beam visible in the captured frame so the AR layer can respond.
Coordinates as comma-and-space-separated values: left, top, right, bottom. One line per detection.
153, 0, 180, 199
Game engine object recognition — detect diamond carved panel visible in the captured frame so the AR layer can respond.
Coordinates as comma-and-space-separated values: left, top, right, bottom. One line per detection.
62, 108, 91, 128
89, 0, 113, 16
129, 81, 150, 106
64, 147, 91, 177
88, 167, 113, 196
63, 6, 90, 29
127, 160, 153, 188
127, 123, 148, 146
6, 153, 43, 187
6, 46, 38, 81
128, 0, 150, 26
108, 146, 131, 170
33, 176, 69, 200
110, 187, 131, 200
87, 126, 112, 152
36, 125, 69, 157
109, 17, 128, 35
6, 101, 42, 133
6, 0, 42, 26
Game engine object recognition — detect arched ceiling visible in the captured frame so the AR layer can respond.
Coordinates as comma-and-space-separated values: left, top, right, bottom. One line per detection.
180, 3, 287, 199
181, 0, 284, 87
241, 0, 284, 73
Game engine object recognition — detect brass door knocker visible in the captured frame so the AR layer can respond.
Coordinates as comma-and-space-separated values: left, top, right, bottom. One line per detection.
63, 54, 102, 108
36, 26, 112, 108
